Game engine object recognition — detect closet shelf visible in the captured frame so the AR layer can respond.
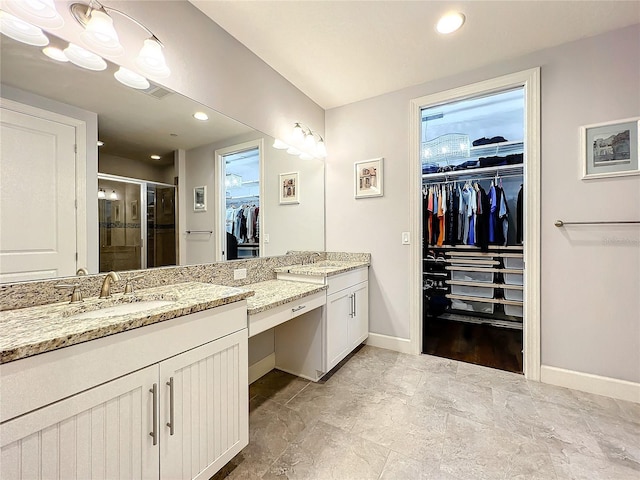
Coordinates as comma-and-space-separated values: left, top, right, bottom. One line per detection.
446, 294, 523, 306
429, 244, 523, 251
445, 266, 524, 274
437, 312, 523, 330
446, 280, 523, 290
447, 259, 499, 266
422, 163, 523, 181
445, 251, 523, 258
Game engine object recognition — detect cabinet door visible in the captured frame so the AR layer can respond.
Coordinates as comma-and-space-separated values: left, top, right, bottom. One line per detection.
349, 281, 369, 349
0, 365, 159, 480
159, 329, 248, 480
326, 289, 352, 371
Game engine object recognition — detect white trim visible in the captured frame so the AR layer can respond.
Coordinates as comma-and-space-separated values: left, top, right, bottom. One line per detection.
541, 365, 640, 404
408, 68, 542, 380
365, 333, 413, 354
248, 352, 276, 384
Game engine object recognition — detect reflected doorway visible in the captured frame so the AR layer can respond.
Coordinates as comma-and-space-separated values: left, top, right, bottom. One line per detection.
98, 175, 176, 272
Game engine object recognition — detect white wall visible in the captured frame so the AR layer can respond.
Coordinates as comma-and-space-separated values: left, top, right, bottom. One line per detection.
326, 25, 640, 383
99, 154, 174, 185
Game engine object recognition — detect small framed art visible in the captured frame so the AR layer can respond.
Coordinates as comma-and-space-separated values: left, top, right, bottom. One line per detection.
354, 158, 384, 198
582, 117, 639, 180
279, 172, 299, 204
193, 186, 207, 211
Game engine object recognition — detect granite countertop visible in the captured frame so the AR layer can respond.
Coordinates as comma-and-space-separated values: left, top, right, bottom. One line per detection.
273, 260, 369, 277
245, 280, 328, 315
0, 282, 252, 364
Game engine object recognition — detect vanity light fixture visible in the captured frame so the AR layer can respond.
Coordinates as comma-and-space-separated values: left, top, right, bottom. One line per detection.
42, 45, 68, 62
110, 190, 118, 200
114, 66, 150, 90
64, 43, 107, 71
193, 111, 209, 121
150, 154, 161, 160
436, 12, 465, 34
69, 1, 171, 78
273, 122, 328, 159
98, 188, 106, 199
2, 0, 64, 29
0, 11, 49, 46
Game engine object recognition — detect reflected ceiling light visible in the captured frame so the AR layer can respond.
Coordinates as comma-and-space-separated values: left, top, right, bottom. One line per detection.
114, 66, 150, 90
272, 139, 289, 149
0, 11, 49, 46
193, 111, 209, 121
80, 9, 123, 55
42, 46, 68, 61
64, 43, 107, 71
98, 188, 106, 199
70, 1, 170, 78
150, 154, 161, 160
110, 190, 118, 200
436, 12, 465, 34
2, 0, 64, 29
97, 140, 104, 146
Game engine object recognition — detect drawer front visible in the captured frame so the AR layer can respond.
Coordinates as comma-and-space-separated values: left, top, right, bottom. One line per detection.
249, 291, 326, 337
327, 267, 368, 295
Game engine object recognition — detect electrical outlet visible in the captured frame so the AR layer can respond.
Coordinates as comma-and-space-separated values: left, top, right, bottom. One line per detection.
234, 268, 247, 280
402, 232, 410, 245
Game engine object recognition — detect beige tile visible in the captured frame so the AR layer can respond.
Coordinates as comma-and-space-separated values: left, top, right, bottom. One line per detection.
249, 369, 311, 405
455, 360, 530, 396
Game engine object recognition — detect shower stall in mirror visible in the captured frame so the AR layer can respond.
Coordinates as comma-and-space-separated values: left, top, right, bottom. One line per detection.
98, 175, 176, 272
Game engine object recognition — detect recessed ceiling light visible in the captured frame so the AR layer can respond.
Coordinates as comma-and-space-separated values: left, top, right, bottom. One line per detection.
42, 46, 68, 62
193, 112, 209, 121
150, 154, 161, 160
97, 140, 104, 146
436, 12, 465, 34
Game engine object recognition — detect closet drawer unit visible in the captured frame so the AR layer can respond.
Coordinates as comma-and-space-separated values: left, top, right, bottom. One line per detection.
503, 256, 524, 270
504, 271, 524, 285
504, 303, 524, 317
451, 298, 495, 314
451, 269, 494, 284
503, 286, 523, 301
450, 284, 494, 299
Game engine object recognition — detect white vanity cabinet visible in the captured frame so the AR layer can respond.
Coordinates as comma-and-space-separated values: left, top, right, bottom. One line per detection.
325, 268, 369, 372
0, 303, 249, 480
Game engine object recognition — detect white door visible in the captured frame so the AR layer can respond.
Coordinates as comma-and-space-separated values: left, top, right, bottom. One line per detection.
0, 105, 78, 282
0, 365, 159, 480
159, 329, 248, 480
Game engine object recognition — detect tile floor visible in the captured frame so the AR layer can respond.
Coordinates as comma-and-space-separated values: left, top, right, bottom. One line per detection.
213, 346, 640, 480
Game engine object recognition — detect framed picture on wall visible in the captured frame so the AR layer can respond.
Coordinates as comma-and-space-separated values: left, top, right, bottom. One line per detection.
354, 158, 384, 198
582, 117, 639, 180
279, 172, 299, 204
193, 186, 207, 211
130, 200, 138, 220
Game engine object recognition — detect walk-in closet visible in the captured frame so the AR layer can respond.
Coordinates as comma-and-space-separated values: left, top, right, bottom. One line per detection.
421, 87, 526, 373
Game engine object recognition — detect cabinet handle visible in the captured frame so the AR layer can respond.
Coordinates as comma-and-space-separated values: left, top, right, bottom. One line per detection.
292, 305, 306, 313
349, 294, 354, 317
149, 383, 158, 446
353, 291, 357, 317
166, 377, 175, 436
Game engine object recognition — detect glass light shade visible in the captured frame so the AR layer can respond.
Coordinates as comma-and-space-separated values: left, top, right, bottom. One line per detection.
286, 146, 301, 156
299, 153, 314, 161
436, 12, 465, 34
0, 11, 49, 46
291, 123, 304, 144
114, 66, 150, 90
110, 190, 118, 200
42, 46, 68, 61
304, 133, 316, 150
64, 43, 107, 71
3, 0, 64, 29
80, 10, 124, 56
316, 139, 327, 158
272, 139, 289, 149
97, 189, 106, 199
135, 38, 170, 78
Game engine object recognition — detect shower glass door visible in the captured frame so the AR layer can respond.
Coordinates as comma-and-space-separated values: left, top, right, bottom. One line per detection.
146, 184, 176, 268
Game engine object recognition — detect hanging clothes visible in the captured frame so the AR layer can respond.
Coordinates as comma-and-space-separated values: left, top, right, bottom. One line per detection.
516, 184, 524, 244
437, 185, 446, 246
488, 184, 497, 244
475, 185, 491, 252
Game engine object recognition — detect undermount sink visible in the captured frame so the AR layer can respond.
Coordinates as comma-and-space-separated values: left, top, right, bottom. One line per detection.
66, 300, 175, 321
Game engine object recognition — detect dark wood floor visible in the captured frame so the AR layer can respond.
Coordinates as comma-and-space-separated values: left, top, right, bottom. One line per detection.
422, 316, 523, 373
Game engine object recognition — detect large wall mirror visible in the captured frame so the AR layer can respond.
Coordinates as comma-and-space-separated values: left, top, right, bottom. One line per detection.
0, 33, 325, 283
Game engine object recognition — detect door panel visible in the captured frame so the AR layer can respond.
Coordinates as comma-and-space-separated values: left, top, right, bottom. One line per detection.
349, 282, 369, 348
0, 107, 77, 282
326, 290, 352, 371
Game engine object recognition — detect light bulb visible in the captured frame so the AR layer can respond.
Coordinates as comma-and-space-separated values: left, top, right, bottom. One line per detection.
81, 10, 124, 56
150, 154, 161, 160
291, 123, 304, 144
110, 190, 118, 200
97, 189, 106, 199
316, 139, 327, 158
135, 38, 170, 78
304, 132, 316, 150
64, 43, 107, 71
0, 11, 49, 46
114, 67, 150, 90
3, 0, 64, 29
193, 112, 209, 121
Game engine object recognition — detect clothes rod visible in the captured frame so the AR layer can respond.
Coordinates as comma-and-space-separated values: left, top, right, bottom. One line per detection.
554, 220, 640, 227
423, 172, 524, 187
186, 230, 213, 234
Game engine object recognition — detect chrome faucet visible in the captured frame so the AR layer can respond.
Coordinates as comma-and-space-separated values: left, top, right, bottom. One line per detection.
99, 271, 121, 298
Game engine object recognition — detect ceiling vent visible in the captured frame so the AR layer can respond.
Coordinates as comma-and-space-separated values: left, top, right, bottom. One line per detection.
141, 84, 173, 100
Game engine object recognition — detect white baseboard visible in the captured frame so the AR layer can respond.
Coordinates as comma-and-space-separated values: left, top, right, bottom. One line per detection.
365, 333, 413, 355
541, 365, 640, 403
248, 353, 275, 384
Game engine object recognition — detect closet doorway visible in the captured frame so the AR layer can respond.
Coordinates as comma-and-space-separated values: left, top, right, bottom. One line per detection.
215, 140, 263, 261
409, 69, 541, 378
